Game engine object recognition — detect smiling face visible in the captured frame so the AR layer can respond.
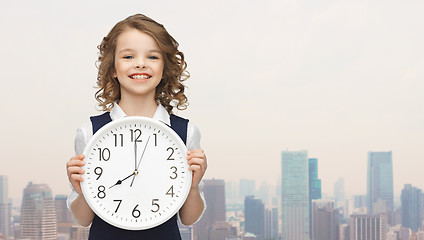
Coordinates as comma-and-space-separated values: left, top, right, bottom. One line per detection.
113, 28, 164, 102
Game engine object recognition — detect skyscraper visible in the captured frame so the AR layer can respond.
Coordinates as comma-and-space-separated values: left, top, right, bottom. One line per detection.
208, 221, 237, 240
55, 195, 73, 224
55, 194, 74, 238
0, 176, 10, 238
193, 179, 226, 240
334, 177, 346, 209
367, 151, 394, 214
239, 179, 255, 202
308, 158, 321, 239
265, 208, 279, 239
354, 195, 367, 209
70, 226, 90, 240
312, 199, 339, 240
401, 184, 423, 232
20, 182, 57, 240
271, 207, 279, 239
225, 180, 238, 203
349, 214, 387, 240
281, 150, 310, 240
178, 222, 193, 240
245, 195, 264, 240
309, 158, 321, 200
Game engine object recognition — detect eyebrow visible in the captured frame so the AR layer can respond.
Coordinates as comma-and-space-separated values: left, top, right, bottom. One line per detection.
118, 48, 162, 54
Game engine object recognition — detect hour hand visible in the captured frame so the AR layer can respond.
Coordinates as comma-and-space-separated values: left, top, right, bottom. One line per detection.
109, 172, 136, 189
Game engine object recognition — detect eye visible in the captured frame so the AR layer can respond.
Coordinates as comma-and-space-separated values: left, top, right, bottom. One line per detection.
148, 55, 159, 60
123, 55, 134, 59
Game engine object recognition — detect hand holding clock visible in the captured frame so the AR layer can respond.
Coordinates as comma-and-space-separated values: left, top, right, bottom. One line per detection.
66, 154, 86, 195
186, 149, 207, 189
179, 148, 207, 225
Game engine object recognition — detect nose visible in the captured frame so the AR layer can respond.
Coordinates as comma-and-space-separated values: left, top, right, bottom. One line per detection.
135, 58, 146, 69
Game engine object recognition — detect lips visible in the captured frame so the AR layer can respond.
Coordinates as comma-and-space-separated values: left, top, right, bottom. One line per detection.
129, 73, 152, 80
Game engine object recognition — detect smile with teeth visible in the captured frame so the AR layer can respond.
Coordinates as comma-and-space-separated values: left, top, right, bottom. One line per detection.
130, 74, 151, 80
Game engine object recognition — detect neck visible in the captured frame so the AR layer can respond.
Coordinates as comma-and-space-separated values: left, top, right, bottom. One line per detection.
118, 94, 158, 117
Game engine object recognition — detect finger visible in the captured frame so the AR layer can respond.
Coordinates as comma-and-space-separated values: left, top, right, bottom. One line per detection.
188, 158, 205, 166
187, 152, 206, 160
71, 173, 85, 182
67, 166, 85, 175
188, 161, 207, 174
188, 164, 202, 172
66, 159, 86, 168
187, 149, 204, 153
187, 149, 204, 156
71, 154, 85, 160
188, 158, 207, 169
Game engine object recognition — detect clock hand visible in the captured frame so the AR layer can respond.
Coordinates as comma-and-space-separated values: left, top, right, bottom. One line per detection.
109, 171, 136, 189
134, 139, 137, 170
130, 136, 151, 187
136, 135, 150, 170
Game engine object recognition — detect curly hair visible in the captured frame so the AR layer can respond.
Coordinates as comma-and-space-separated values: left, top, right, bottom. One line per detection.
95, 14, 189, 113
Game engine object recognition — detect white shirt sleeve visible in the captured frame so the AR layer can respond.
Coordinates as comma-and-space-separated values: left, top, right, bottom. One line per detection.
66, 122, 92, 209
178, 122, 207, 225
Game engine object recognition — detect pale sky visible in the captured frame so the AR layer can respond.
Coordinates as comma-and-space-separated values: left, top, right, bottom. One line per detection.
1, 0, 423, 203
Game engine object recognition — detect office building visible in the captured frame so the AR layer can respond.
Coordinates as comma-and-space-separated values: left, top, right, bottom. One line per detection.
264, 207, 278, 239
178, 222, 193, 240
349, 214, 387, 240
354, 195, 367, 209
20, 182, 57, 240
0, 176, 10, 239
55, 194, 74, 238
312, 199, 339, 240
239, 179, 255, 201
245, 195, 264, 240
417, 231, 424, 240
309, 158, 321, 200
55, 194, 73, 223
193, 179, 226, 240
208, 221, 237, 240
271, 207, 278, 239
401, 184, 423, 232
334, 177, 346, 209
281, 150, 310, 240
309, 158, 321, 238
367, 151, 394, 214
226, 180, 239, 203
339, 224, 350, 240
70, 226, 90, 240
257, 182, 271, 205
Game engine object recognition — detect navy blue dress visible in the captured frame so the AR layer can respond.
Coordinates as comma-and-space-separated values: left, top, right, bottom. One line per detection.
88, 112, 188, 240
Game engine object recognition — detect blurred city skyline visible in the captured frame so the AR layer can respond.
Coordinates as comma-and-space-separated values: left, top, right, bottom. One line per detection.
1, 0, 423, 203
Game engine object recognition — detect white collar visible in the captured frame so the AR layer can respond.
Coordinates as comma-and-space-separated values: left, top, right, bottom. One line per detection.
109, 103, 171, 126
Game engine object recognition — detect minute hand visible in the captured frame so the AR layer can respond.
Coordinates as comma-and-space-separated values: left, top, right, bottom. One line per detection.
134, 139, 137, 170
136, 135, 150, 170
130, 136, 150, 187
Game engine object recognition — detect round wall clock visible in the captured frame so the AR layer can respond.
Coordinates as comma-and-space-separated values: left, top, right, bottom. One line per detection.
80, 116, 191, 230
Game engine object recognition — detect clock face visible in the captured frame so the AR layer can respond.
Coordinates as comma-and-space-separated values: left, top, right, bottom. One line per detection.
81, 116, 191, 230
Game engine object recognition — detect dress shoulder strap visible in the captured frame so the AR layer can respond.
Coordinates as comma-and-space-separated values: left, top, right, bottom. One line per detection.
90, 112, 112, 134
169, 114, 189, 145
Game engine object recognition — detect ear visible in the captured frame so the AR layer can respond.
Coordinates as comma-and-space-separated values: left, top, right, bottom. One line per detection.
112, 69, 117, 79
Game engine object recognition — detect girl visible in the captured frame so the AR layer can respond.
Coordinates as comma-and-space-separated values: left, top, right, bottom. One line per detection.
66, 14, 207, 239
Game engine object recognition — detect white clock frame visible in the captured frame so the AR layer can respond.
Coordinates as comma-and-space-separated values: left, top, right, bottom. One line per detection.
81, 116, 192, 230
